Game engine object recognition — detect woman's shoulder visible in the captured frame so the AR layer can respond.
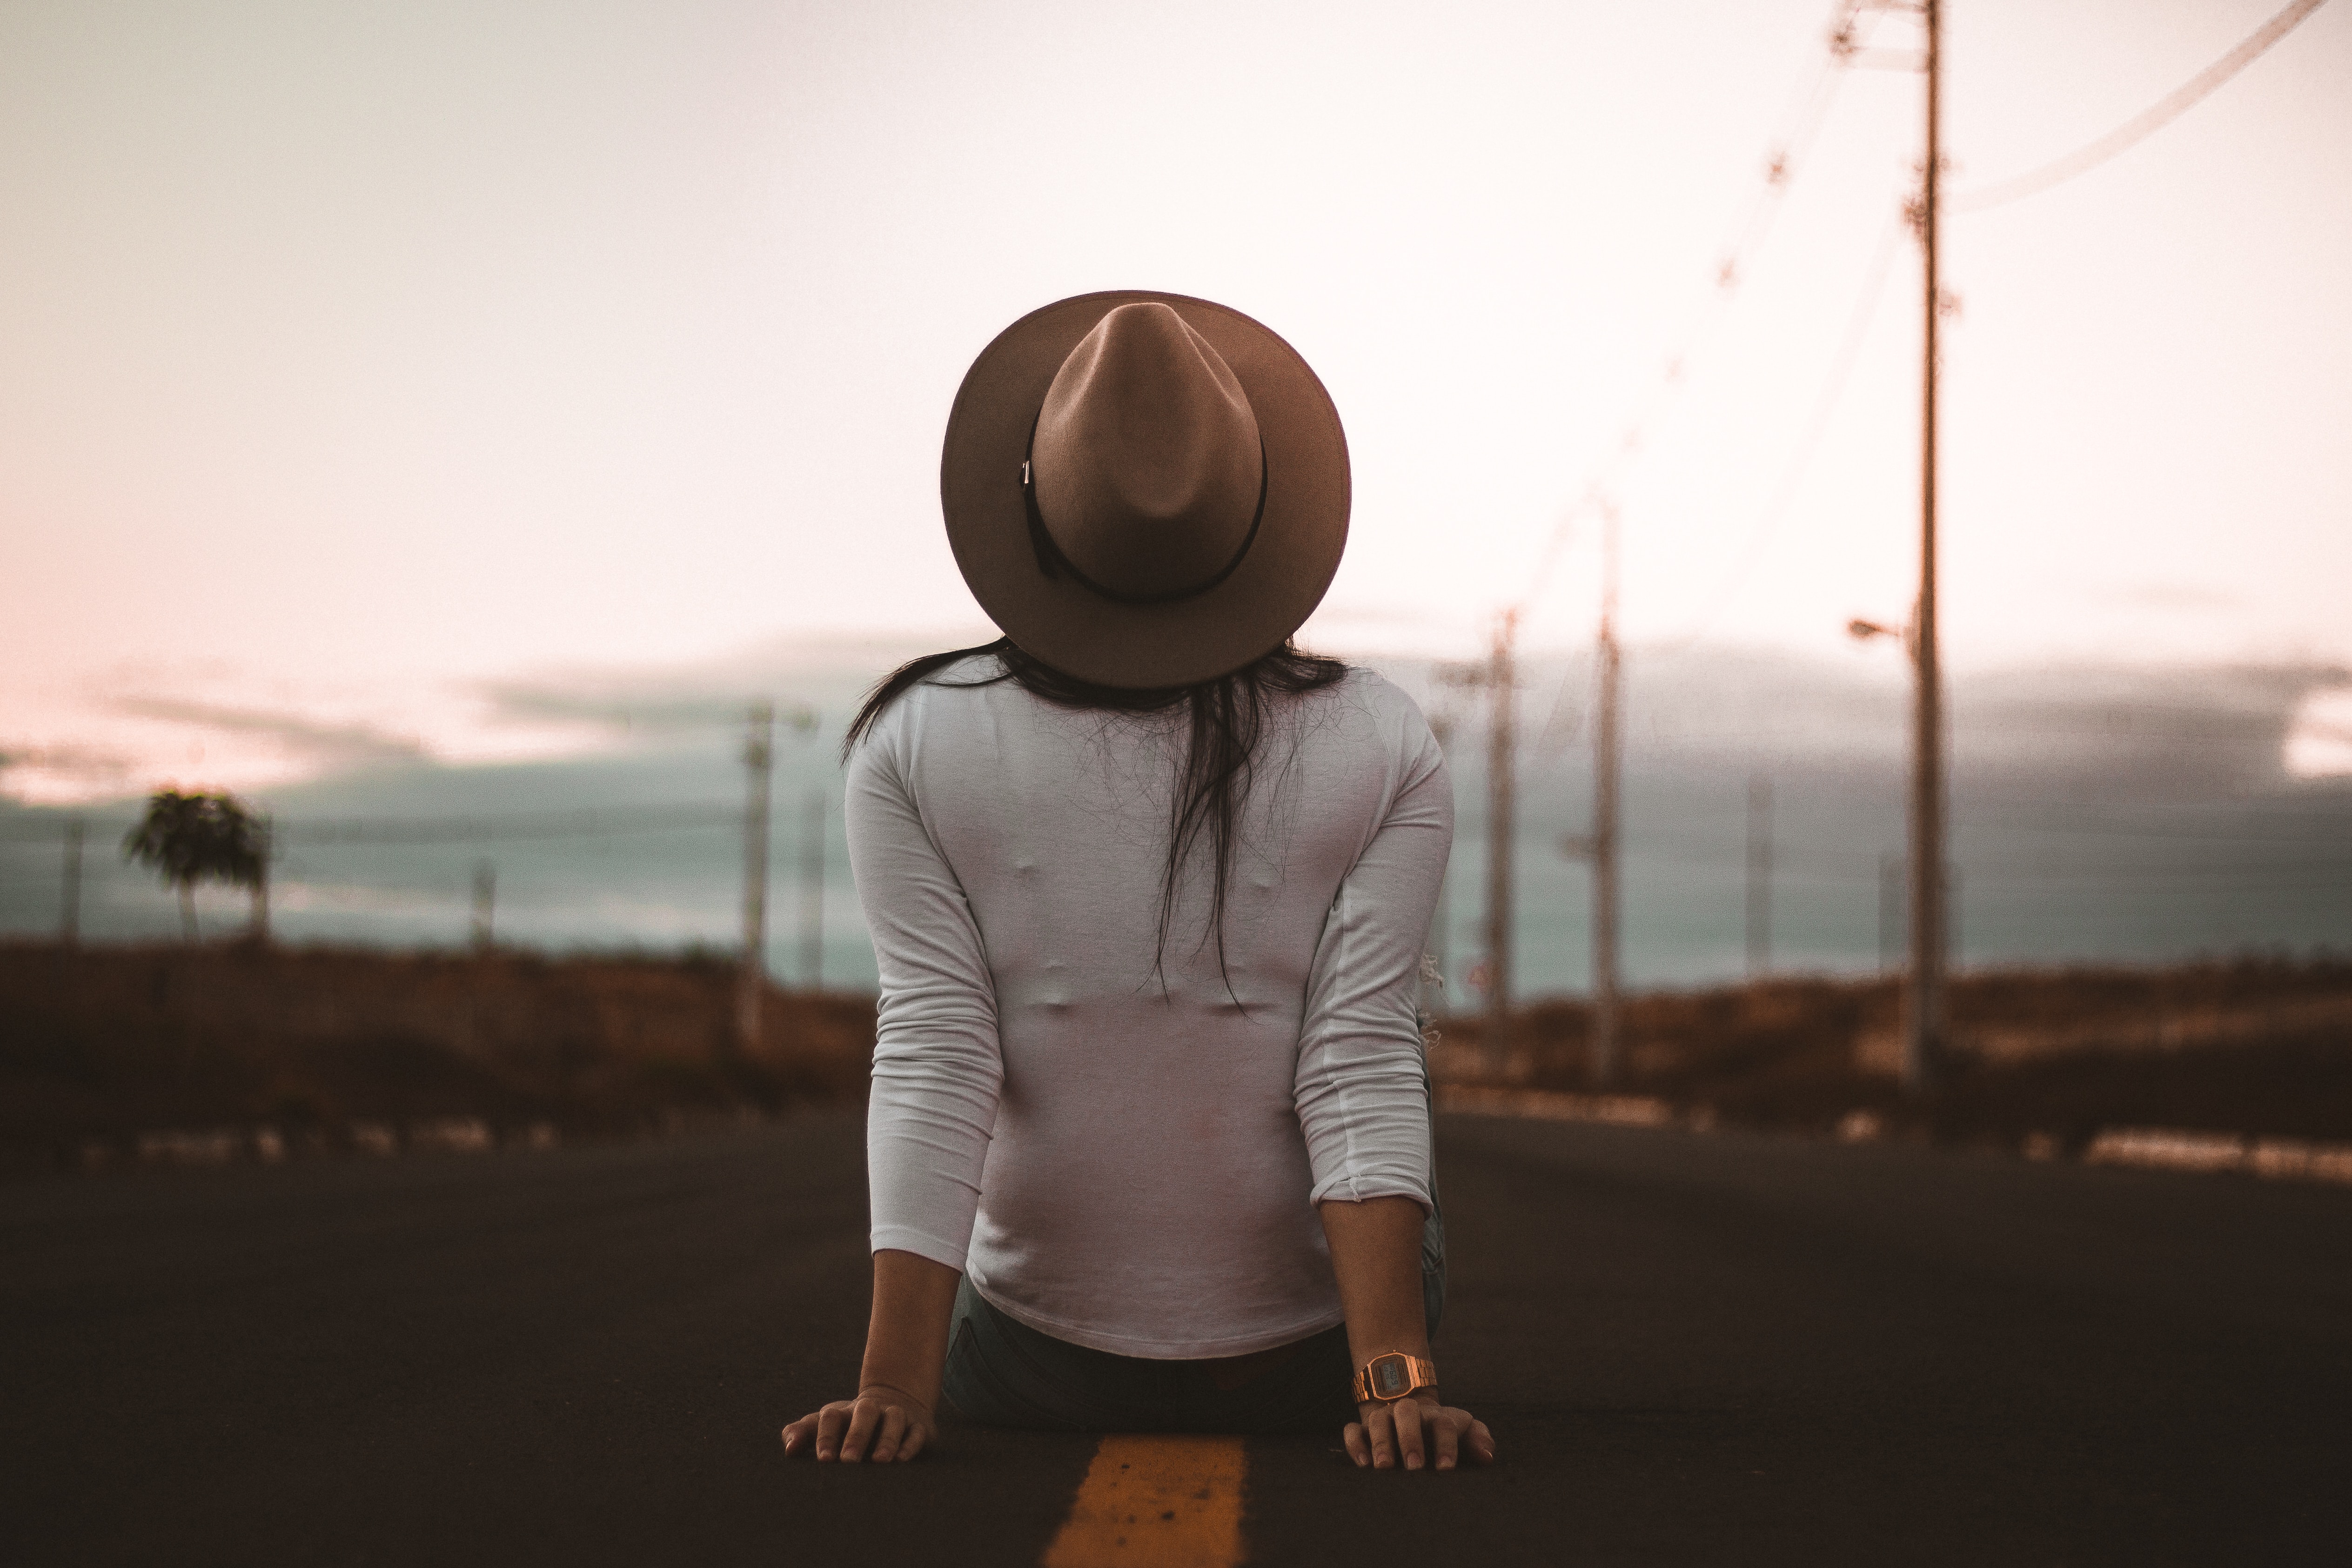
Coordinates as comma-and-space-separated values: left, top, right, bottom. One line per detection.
1288, 665, 1439, 757
914, 650, 1011, 691
1307, 664, 1428, 723
846, 649, 1011, 764
1330, 664, 1420, 712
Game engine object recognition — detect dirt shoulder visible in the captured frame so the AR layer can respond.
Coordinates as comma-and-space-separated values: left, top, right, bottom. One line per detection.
1433, 957, 2352, 1152
0, 941, 873, 1172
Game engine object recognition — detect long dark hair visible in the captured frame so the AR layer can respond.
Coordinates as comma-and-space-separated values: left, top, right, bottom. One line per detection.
845, 637, 1348, 995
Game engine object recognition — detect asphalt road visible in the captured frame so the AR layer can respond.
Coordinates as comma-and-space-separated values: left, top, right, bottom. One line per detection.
5, 1108, 2347, 1566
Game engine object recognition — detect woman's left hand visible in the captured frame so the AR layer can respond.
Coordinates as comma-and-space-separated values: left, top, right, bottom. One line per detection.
1344, 1392, 1495, 1471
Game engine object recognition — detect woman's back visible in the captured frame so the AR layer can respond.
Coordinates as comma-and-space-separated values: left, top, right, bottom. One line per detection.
849, 654, 1451, 1358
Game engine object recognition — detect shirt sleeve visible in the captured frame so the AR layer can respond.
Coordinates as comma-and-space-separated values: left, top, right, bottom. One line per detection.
1292, 699, 1453, 1212
845, 694, 1003, 1271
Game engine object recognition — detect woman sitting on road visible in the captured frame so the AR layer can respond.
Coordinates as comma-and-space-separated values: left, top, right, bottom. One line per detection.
783, 294, 1495, 1471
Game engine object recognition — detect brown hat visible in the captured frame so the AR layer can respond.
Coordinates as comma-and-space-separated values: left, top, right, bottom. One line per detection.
941, 291, 1349, 689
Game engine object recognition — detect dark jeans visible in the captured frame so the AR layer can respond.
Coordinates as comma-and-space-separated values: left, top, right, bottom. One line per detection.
942, 1192, 1446, 1434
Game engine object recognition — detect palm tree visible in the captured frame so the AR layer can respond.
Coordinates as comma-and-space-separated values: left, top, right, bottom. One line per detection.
122, 790, 268, 943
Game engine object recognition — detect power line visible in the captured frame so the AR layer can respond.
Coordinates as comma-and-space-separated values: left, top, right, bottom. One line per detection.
1527, 650, 1593, 766
1963, 818, 2352, 848
1614, 837, 2351, 885
278, 803, 744, 846
1520, 0, 1876, 616
1950, 0, 2332, 213
1, 799, 754, 847
1654, 206, 1909, 652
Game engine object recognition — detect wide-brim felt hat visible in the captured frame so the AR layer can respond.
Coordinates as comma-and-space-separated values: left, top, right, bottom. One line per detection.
941, 290, 1349, 689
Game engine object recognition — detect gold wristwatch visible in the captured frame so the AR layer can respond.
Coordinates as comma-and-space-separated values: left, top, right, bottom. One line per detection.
1352, 1352, 1438, 1404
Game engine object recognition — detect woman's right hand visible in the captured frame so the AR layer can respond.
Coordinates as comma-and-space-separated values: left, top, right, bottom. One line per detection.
780, 1383, 938, 1463
1344, 1392, 1497, 1471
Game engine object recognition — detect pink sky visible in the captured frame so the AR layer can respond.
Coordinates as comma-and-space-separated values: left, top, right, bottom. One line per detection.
4, 0, 2348, 800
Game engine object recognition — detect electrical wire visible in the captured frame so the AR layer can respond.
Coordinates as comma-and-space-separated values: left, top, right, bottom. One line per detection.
1528, 651, 1593, 766
1614, 836, 2351, 885
1651, 206, 1908, 654
1950, 0, 2332, 213
1518, 0, 1875, 616
278, 803, 745, 847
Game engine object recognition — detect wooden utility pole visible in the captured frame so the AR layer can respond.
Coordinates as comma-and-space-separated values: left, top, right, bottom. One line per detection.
1484, 610, 1520, 1074
799, 787, 825, 991
1905, 0, 1948, 1095
1591, 506, 1623, 1086
1746, 773, 1773, 978
737, 701, 774, 1054
60, 817, 84, 947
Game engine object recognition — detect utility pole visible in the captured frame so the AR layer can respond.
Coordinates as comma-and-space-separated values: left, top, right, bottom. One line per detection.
1484, 610, 1519, 1076
737, 701, 774, 1055
1591, 506, 1623, 1086
60, 817, 84, 947
471, 860, 496, 952
1745, 773, 1773, 979
1905, 0, 1948, 1095
799, 787, 825, 992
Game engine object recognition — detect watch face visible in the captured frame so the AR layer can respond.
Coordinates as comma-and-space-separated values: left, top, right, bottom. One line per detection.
1372, 1357, 1411, 1398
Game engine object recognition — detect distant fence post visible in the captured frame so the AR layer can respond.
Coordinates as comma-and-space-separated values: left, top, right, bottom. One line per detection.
1878, 855, 1902, 974
737, 702, 775, 1054
800, 787, 825, 992
60, 818, 84, 947
1745, 773, 1773, 978
1950, 864, 1963, 973
249, 816, 272, 943
471, 860, 496, 952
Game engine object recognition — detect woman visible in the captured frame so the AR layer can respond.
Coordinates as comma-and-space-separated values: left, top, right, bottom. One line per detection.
783, 293, 1494, 1470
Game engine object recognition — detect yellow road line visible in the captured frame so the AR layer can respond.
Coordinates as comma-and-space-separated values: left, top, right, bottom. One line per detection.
1040, 1434, 1247, 1568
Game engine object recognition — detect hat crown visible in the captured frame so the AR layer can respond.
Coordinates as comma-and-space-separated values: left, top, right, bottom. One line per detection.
1032, 302, 1264, 601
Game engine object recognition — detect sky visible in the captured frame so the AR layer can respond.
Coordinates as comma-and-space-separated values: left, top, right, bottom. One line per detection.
3, 0, 2349, 803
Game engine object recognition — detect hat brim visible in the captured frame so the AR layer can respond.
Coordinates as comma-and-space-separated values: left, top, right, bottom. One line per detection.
941, 291, 1349, 689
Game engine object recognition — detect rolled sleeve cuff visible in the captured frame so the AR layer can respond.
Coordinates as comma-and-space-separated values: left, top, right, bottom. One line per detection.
1307, 1170, 1434, 1214
868, 1224, 971, 1272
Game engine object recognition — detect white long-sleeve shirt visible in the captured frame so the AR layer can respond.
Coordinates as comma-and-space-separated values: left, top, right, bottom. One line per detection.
846, 655, 1451, 1358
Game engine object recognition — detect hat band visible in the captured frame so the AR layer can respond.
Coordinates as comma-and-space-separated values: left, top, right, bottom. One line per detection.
1020, 410, 1268, 607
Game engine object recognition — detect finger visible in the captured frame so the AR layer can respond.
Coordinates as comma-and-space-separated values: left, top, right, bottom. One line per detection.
898, 1419, 930, 1462
1432, 1407, 1462, 1471
1466, 1415, 1497, 1464
1393, 1398, 1427, 1470
841, 1397, 885, 1462
871, 1405, 909, 1463
1365, 1404, 1396, 1469
815, 1401, 854, 1461
1343, 1421, 1370, 1468
781, 1415, 815, 1456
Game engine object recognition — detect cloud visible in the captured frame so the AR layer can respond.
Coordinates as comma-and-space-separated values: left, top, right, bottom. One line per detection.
112, 697, 431, 770
2285, 686, 2352, 779
472, 628, 996, 739
0, 662, 630, 806
0, 739, 141, 788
